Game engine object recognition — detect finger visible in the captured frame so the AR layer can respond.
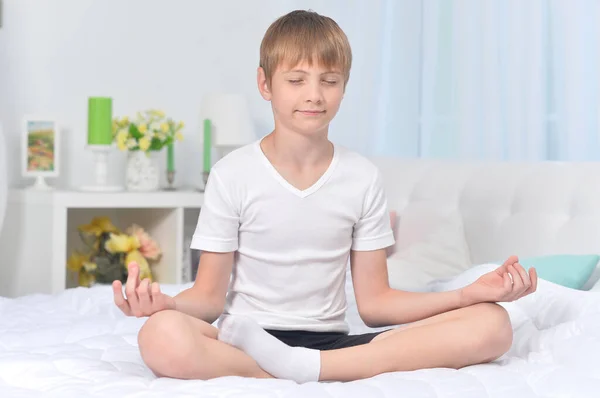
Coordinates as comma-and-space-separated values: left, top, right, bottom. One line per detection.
508, 264, 525, 299
496, 255, 519, 276
522, 267, 538, 296
513, 262, 532, 293
151, 282, 164, 310
125, 261, 140, 295
137, 278, 152, 315
125, 262, 141, 316
530, 267, 538, 292
112, 280, 132, 316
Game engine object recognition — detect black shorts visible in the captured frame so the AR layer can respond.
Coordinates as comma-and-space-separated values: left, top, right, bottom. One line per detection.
265, 329, 390, 351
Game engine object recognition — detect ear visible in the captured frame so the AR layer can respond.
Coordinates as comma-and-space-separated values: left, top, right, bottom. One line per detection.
257, 67, 272, 101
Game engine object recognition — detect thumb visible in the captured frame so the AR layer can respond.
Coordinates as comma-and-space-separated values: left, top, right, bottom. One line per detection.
151, 282, 176, 311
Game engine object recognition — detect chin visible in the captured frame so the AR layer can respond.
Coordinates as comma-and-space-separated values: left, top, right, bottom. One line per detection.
290, 116, 332, 133
291, 122, 330, 137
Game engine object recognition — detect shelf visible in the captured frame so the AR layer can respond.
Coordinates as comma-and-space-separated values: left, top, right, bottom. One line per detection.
0, 188, 205, 297
9, 188, 204, 208
66, 208, 185, 289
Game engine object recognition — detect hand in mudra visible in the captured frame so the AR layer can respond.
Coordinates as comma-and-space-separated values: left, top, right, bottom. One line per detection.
462, 255, 538, 305
112, 262, 175, 317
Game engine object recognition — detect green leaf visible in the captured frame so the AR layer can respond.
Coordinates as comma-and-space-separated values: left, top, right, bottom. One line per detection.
150, 137, 163, 151
129, 123, 143, 139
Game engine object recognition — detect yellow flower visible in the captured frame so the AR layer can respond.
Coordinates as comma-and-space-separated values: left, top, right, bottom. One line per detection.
78, 270, 96, 287
116, 129, 128, 151
177, 121, 185, 130
175, 132, 184, 141
67, 251, 88, 272
138, 124, 148, 134
82, 261, 97, 272
160, 122, 169, 133
125, 250, 153, 281
139, 137, 151, 151
126, 138, 137, 150
105, 233, 140, 253
79, 216, 119, 236
149, 109, 165, 118
120, 116, 130, 126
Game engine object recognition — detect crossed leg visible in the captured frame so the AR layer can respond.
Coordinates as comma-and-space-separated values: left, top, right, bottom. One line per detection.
138, 302, 512, 382
137, 310, 271, 380
319, 302, 512, 381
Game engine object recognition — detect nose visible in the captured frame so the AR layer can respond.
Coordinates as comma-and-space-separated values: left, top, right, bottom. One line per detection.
304, 80, 324, 104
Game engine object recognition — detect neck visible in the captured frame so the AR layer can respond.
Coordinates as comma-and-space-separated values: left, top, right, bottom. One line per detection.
263, 124, 333, 167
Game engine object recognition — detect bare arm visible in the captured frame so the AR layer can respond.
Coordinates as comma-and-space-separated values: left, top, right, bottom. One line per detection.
173, 251, 233, 324
351, 250, 537, 328
113, 251, 233, 324
350, 249, 464, 328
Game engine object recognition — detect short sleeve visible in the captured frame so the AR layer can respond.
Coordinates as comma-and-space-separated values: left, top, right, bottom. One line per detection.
190, 170, 239, 252
352, 169, 396, 251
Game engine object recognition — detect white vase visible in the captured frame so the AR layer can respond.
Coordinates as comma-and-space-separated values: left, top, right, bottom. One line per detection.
126, 150, 160, 191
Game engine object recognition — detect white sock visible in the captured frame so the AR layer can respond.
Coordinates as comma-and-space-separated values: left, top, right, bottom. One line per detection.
217, 314, 321, 383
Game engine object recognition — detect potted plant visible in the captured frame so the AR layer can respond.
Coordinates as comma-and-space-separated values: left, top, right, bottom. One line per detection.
112, 109, 184, 191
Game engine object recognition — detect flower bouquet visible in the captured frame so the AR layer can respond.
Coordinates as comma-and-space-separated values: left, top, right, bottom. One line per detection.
112, 109, 184, 153
67, 216, 161, 287
112, 109, 185, 191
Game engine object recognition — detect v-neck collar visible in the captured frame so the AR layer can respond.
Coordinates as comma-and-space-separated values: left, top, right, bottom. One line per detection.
255, 138, 340, 199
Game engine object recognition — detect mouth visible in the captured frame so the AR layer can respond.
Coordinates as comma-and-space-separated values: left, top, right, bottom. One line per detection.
296, 110, 326, 116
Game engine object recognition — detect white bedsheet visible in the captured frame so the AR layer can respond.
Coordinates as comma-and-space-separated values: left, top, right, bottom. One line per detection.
1, 264, 600, 398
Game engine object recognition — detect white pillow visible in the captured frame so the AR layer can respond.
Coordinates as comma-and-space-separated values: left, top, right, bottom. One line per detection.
582, 264, 600, 291
589, 276, 600, 292
386, 211, 472, 292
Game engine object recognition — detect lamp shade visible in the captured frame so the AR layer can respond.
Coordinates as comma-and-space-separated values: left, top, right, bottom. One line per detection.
201, 94, 255, 148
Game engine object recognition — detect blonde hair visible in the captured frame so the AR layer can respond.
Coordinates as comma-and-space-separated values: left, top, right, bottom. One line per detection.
259, 10, 352, 86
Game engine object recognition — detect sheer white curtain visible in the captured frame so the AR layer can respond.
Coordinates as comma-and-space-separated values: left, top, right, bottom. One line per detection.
336, 0, 600, 161
547, 0, 600, 160
418, 0, 548, 160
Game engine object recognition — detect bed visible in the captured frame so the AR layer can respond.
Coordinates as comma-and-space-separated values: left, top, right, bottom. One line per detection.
2, 159, 600, 397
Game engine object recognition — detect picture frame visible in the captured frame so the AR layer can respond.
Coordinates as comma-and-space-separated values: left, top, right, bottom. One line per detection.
22, 116, 60, 188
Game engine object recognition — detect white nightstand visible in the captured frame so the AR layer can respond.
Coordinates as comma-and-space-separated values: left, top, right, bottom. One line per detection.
0, 188, 204, 298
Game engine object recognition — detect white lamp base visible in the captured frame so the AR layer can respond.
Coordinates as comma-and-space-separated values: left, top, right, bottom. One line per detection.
79, 145, 124, 192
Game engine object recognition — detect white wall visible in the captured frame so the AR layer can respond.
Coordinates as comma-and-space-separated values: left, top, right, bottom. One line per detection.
0, 0, 390, 189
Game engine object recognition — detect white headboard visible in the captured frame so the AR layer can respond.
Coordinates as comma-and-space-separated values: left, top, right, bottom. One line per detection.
370, 158, 600, 289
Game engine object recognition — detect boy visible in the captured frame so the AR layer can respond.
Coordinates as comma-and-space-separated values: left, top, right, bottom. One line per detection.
113, 9, 537, 383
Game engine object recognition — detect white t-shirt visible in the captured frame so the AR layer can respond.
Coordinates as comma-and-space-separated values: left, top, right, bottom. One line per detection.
190, 139, 395, 333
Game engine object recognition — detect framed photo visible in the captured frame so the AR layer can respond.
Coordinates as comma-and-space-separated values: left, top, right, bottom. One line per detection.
22, 116, 60, 178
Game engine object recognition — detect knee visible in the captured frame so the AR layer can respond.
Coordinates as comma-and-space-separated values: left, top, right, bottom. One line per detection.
138, 310, 201, 377
471, 303, 513, 361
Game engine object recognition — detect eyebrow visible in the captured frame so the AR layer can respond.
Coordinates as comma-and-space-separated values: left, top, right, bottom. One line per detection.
283, 69, 342, 75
